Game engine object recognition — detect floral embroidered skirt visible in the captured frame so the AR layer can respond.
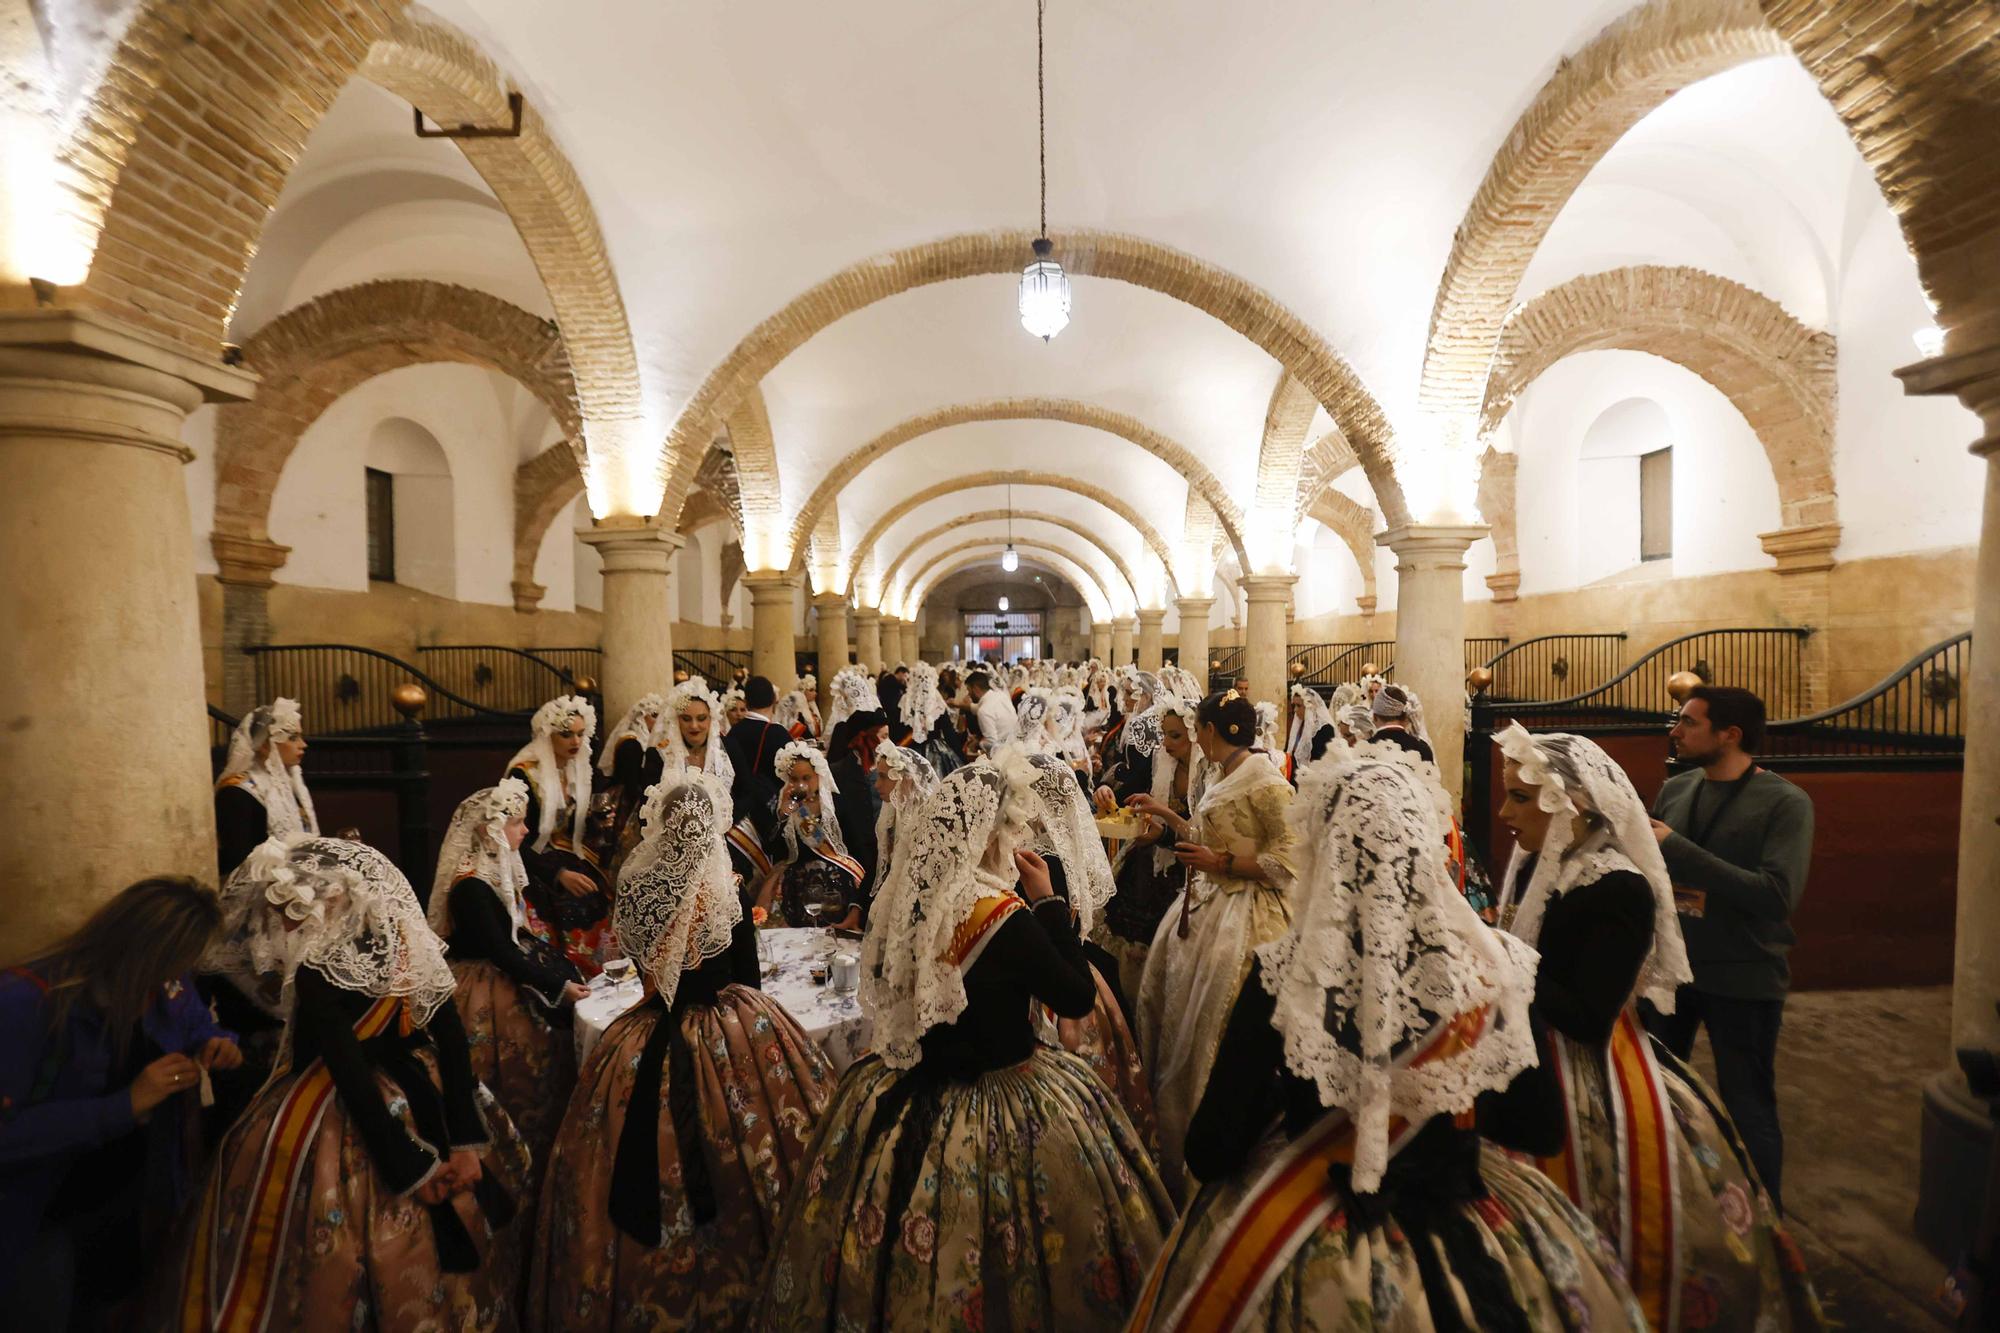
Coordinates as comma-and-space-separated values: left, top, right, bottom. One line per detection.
450, 959, 576, 1196
750, 1046, 1175, 1332
1132, 1133, 1645, 1333
152, 1050, 533, 1333
1044, 961, 1157, 1152
1551, 1041, 1825, 1332
529, 985, 835, 1332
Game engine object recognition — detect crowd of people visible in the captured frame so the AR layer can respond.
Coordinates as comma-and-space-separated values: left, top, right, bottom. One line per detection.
0, 652, 1827, 1332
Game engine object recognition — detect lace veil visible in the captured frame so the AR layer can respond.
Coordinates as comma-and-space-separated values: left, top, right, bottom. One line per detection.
995, 743, 1114, 935
597, 692, 665, 776
1254, 700, 1285, 755
614, 771, 742, 1007
901, 662, 948, 743
1337, 702, 1377, 742
1287, 684, 1338, 770
506, 695, 596, 852
1259, 756, 1540, 1193
873, 737, 940, 877
1013, 686, 1055, 750
662, 679, 735, 782
774, 739, 848, 859
825, 666, 883, 734
219, 698, 318, 838
1492, 724, 1693, 1015
427, 778, 531, 943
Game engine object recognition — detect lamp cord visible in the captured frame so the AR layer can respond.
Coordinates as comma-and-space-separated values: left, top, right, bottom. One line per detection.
1037, 0, 1047, 240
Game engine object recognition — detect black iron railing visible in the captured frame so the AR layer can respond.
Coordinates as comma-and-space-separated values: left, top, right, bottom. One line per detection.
249, 644, 531, 733
1478, 633, 1629, 704
1760, 632, 1969, 766
1465, 638, 1509, 674
417, 645, 584, 714
1208, 645, 1247, 693
208, 703, 237, 756
1290, 640, 1397, 687
676, 647, 748, 691
524, 646, 602, 685
1475, 627, 1810, 730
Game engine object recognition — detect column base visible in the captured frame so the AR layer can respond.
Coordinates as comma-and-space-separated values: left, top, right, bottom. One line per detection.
1917, 1070, 1994, 1260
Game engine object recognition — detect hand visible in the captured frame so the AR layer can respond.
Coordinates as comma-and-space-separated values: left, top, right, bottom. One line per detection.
130, 1052, 202, 1117
1092, 786, 1116, 815
562, 981, 591, 1004
443, 1148, 483, 1196
556, 869, 598, 898
197, 1036, 244, 1071
415, 1162, 455, 1206
1124, 793, 1169, 821
1013, 848, 1055, 902
1174, 841, 1225, 875
1649, 819, 1673, 845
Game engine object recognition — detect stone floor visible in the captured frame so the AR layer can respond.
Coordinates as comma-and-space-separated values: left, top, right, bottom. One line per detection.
1687, 985, 1956, 1330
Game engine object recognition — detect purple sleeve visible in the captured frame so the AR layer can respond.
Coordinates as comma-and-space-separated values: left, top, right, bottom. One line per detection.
0, 979, 137, 1166
156, 974, 236, 1052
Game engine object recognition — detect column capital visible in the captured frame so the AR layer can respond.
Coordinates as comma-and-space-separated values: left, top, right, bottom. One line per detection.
210, 532, 291, 588
1758, 521, 1842, 575
0, 308, 257, 404
1114, 614, 1138, 629
1355, 593, 1379, 616
1135, 607, 1167, 627
511, 579, 546, 613
1377, 522, 1486, 563
811, 590, 850, 611
1482, 571, 1520, 604
1898, 342, 2000, 455
1174, 595, 1215, 614
1236, 573, 1296, 603
852, 606, 882, 626
578, 520, 684, 574
743, 570, 800, 600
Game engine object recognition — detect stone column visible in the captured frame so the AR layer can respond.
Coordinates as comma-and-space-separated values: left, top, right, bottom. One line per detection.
744, 572, 799, 688
1176, 596, 1215, 693
1900, 344, 2000, 1253
577, 521, 683, 726
210, 532, 290, 716
1090, 620, 1111, 664
1238, 575, 1295, 709
1111, 617, 1135, 667
1379, 525, 1485, 802
812, 591, 850, 710
900, 617, 920, 666
0, 310, 254, 953
1758, 522, 1842, 714
1135, 608, 1167, 672
853, 606, 883, 674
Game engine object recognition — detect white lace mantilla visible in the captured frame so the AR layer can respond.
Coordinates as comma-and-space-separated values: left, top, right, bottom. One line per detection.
614, 772, 741, 1008
426, 778, 532, 944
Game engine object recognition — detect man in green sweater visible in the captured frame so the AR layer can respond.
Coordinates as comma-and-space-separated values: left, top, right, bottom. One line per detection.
1647, 684, 1813, 1208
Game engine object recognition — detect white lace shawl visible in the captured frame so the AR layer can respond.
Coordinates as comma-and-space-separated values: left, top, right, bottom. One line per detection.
506, 695, 596, 852
826, 665, 883, 734
1013, 686, 1056, 750
1192, 749, 1294, 890
859, 762, 1030, 1069
775, 739, 848, 860
1051, 686, 1091, 768
1492, 724, 1693, 1015
1287, 684, 1337, 770
1158, 665, 1204, 703
716, 687, 745, 736
774, 684, 821, 736
1118, 671, 1160, 720
426, 779, 531, 945
872, 738, 939, 882
614, 772, 742, 1008
1258, 756, 1541, 1193
1337, 703, 1377, 742
597, 693, 665, 776
995, 744, 1114, 936
1086, 668, 1111, 714
901, 662, 948, 743
1128, 696, 1201, 874
219, 699, 319, 838
661, 679, 735, 783
213, 835, 458, 1031
1254, 701, 1285, 755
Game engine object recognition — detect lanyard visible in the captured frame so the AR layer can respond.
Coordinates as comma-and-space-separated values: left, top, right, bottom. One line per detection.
1686, 770, 1757, 848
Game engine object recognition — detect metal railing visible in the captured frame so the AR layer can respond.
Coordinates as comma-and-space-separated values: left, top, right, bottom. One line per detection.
1475, 627, 1810, 730
1477, 633, 1629, 704
1760, 632, 1969, 766
675, 647, 748, 691
416, 645, 585, 714
208, 703, 237, 755
1465, 637, 1509, 674
1290, 640, 1397, 687
249, 644, 533, 734
523, 646, 602, 685
1208, 645, 1247, 693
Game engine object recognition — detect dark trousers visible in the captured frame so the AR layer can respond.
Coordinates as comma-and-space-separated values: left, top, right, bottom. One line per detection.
1648, 985, 1787, 1208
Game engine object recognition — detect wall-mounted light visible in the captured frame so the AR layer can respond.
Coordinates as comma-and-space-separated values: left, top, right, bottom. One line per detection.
1913, 324, 1946, 358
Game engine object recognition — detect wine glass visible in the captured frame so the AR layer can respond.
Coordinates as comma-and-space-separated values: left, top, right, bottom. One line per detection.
803, 898, 824, 935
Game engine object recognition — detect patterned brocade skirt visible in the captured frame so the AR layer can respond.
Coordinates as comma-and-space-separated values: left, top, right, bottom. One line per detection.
450, 960, 576, 1191
152, 1050, 533, 1333
1045, 962, 1157, 1151
529, 985, 835, 1332
750, 1047, 1175, 1332
1131, 1133, 1645, 1333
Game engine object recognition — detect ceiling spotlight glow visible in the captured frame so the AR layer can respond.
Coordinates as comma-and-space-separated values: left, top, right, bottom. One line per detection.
1912, 324, 1946, 358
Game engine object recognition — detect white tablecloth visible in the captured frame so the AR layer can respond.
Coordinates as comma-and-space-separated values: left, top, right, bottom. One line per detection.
573, 927, 872, 1071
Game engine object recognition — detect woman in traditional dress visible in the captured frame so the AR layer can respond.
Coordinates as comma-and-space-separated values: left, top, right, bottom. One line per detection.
1100, 695, 1201, 1004
215, 697, 317, 879
774, 675, 822, 741
899, 661, 959, 777
1013, 684, 1056, 752
872, 737, 938, 887
530, 773, 835, 1332
1128, 755, 1647, 1333
1051, 685, 1095, 788
1336, 700, 1376, 747
1285, 682, 1338, 773
428, 780, 586, 1183
507, 695, 613, 974
1494, 724, 1824, 1332
1129, 690, 1298, 1200
1092, 670, 1160, 815
753, 741, 867, 930
751, 761, 1174, 1331
1253, 699, 1294, 782
661, 678, 736, 785
598, 691, 665, 860
1, 878, 240, 1330
999, 743, 1157, 1147
159, 837, 532, 1333
719, 686, 747, 736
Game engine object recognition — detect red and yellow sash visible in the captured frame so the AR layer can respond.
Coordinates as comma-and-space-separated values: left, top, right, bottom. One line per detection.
180, 994, 406, 1333
725, 817, 774, 878
1538, 1008, 1681, 1332
802, 838, 866, 888
1130, 1006, 1491, 1333
942, 894, 1024, 972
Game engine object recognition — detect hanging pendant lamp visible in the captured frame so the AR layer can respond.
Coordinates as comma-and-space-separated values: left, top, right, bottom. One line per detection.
1018, 0, 1070, 341
1002, 481, 1020, 571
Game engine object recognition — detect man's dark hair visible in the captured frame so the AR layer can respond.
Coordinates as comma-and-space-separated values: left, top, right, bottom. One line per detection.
967, 670, 992, 693
1690, 684, 1766, 752
744, 675, 777, 709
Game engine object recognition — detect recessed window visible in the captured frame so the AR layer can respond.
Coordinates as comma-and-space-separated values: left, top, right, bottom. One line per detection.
1639, 446, 1672, 562
365, 467, 396, 582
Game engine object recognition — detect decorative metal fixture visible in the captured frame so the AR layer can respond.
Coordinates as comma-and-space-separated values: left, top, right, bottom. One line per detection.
1017, 0, 1071, 341
1002, 482, 1020, 571
1925, 665, 1960, 709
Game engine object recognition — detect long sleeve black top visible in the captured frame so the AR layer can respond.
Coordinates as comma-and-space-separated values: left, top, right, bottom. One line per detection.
915, 897, 1097, 1078
1185, 959, 1566, 1190
215, 785, 268, 881
445, 877, 579, 1003
290, 966, 487, 1196
829, 752, 880, 901
1525, 859, 1654, 1046
672, 914, 763, 1011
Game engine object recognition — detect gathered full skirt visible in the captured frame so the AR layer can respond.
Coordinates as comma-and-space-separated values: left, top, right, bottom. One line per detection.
1043, 961, 1156, 1151
450, 959, 576, 1190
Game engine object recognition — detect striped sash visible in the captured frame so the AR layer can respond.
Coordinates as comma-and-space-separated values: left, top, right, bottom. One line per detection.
943, 894, 1024, 972
803, 838, 866, 888
1538, 1009, 1682, 1332
180, 994, 405, 1333
1130, 1006, 1491, 1333
724, 816, 774, 878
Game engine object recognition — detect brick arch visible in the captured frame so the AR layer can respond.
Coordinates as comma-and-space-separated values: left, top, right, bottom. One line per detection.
1482, 265, 1838, 529
880, 512, 1142, 608
1293, 429, 1362, 525
1254, 372, 1321, 544
662, 230, 1407, 528
211, 280, 578, 567
1305, 489, 1381, 612
850, 472, 1179, 597
784, 399, 1252, 582
1417, 0, 1787, 430
907, 540, 1116, 620
62, 4, 648, 508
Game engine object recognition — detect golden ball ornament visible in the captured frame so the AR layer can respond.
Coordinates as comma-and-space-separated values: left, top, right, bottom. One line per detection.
1359, 661, 1379, 677
1466, 667, 1494, 693
389, 683, 428, 718
573, 674, 598, 694
1209, 658, 1221, 670
1666, 670, 1702, 702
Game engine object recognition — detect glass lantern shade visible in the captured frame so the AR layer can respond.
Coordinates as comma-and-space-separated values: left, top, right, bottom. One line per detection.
1018, 239, 1071, 341
1002, 545, 1020, 572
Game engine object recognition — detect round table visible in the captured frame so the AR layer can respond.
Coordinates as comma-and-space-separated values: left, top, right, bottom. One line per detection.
573, 927, 873, 1071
